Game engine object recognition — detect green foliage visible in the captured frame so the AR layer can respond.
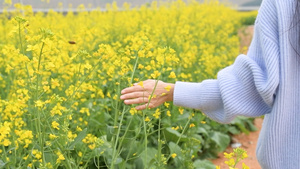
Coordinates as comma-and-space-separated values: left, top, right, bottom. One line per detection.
0, 1, 258, 169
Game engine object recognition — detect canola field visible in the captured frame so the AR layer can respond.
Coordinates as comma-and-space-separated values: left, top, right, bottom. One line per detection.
0, 1, 257, 168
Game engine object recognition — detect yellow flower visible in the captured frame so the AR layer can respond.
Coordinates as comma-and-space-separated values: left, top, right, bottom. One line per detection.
78, 151, 83, 157
164, 85, 171, 91
84, 63, 92, 70
138, 81, 144, 88
161, 93, 166, 96
35, 100, 44, 107
178, 107, 184, 114
171, 153, 177, 158
164, 102, 170, 108
189, 123, 195, 128
225, 158, 235, 166
166, 110, 171, 117
150, 70, 161, 79
43, 85, 50, 92
51, 78, 60, 89
2, 139, 11, 146
51, 121, 60, 130
129, 107, 137, 115
224, 152, 234, 159
172, 126, 179, 130
153, 108, 161, 119
88, 143, 96, 150
56, 151, 65, 164
242, 163, 250, 169
168, 72, 176, 78
242, 152, 248, 159
145, 116, 150, 122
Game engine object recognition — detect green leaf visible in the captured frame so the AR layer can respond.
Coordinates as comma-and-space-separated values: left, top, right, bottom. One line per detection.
0, 160, 6, 168
68, 128, 87, 150
209, 131, 230, 152
107, 125, 117, 141
197, 127, 208, 136
228, 126, 240, 135
193, 160, 216, 169
169, 142, 183, 167
140, 148, 157, 168
164, 127, 188, 143
231, 117, 257, 134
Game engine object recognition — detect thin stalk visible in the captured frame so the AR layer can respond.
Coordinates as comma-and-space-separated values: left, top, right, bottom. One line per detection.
110, 54, 139, 168
166, 117, 191, 162
2, 145, 8, 165
141, 79, 160, 168
115, 115, 133, 157
35, 41, 46, 165
130, 56, 139, 85
110, 106, 126, 169
157, 116, 162, 168
18, 21, 24, 54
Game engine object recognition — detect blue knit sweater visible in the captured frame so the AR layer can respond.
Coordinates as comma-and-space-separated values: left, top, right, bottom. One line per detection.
173, 0, 299, 168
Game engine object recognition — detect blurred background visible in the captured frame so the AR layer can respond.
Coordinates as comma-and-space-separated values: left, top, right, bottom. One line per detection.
0, 0, 262, 12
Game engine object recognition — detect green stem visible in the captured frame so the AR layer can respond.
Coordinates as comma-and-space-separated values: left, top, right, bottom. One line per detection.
110, 54, 140, 168
141, 79, 160, 167
35, 42, 45, 165
166, 117, 191, 162
130, 56, 139, 85
157, 116, 162, 168
110, 106, 126, 169
18, 21, 24, 55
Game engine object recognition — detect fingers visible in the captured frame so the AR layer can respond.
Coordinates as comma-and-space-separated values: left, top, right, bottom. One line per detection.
123, 97, 149, 105
121, 85, 144, 94
120, 79, 168, 111
120, 92, 149, 100
135, 102, 155, 110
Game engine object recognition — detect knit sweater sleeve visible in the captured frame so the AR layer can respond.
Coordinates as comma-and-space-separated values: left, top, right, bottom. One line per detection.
173, 0, 279, 123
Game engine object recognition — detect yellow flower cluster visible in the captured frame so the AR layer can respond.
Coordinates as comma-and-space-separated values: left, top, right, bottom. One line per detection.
221, 148, 250, 169
82, 134, 104, 150
0, 0, 255, 167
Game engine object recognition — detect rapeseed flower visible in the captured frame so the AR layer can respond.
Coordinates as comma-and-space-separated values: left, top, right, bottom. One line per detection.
0, 0, 251, 167
171, 153, 177, 158
153, 108, 161, 119
51, 121, 60, 130
56, 151, 65, 164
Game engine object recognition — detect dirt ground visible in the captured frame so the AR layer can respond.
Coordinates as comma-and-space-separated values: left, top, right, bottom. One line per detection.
211, 118, 263, 169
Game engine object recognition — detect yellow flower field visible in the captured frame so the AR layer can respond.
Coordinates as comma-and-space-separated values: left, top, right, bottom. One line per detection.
0, 1, 257, 168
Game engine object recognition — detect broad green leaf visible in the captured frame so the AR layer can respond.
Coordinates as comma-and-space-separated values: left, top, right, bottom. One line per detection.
169, 142, 182, 155
169, 142, 183, 167
164, 127, 188, 143
209, 131, 230, 152
193, 160, 216, 169
228, 126, 240, 135
140, 148, 157, 168
197, 127, 208, 136
0, 160, 6, 168
107, 125, 117, 141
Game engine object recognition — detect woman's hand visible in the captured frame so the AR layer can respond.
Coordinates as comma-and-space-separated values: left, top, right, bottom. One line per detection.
120, 79, 175, 110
